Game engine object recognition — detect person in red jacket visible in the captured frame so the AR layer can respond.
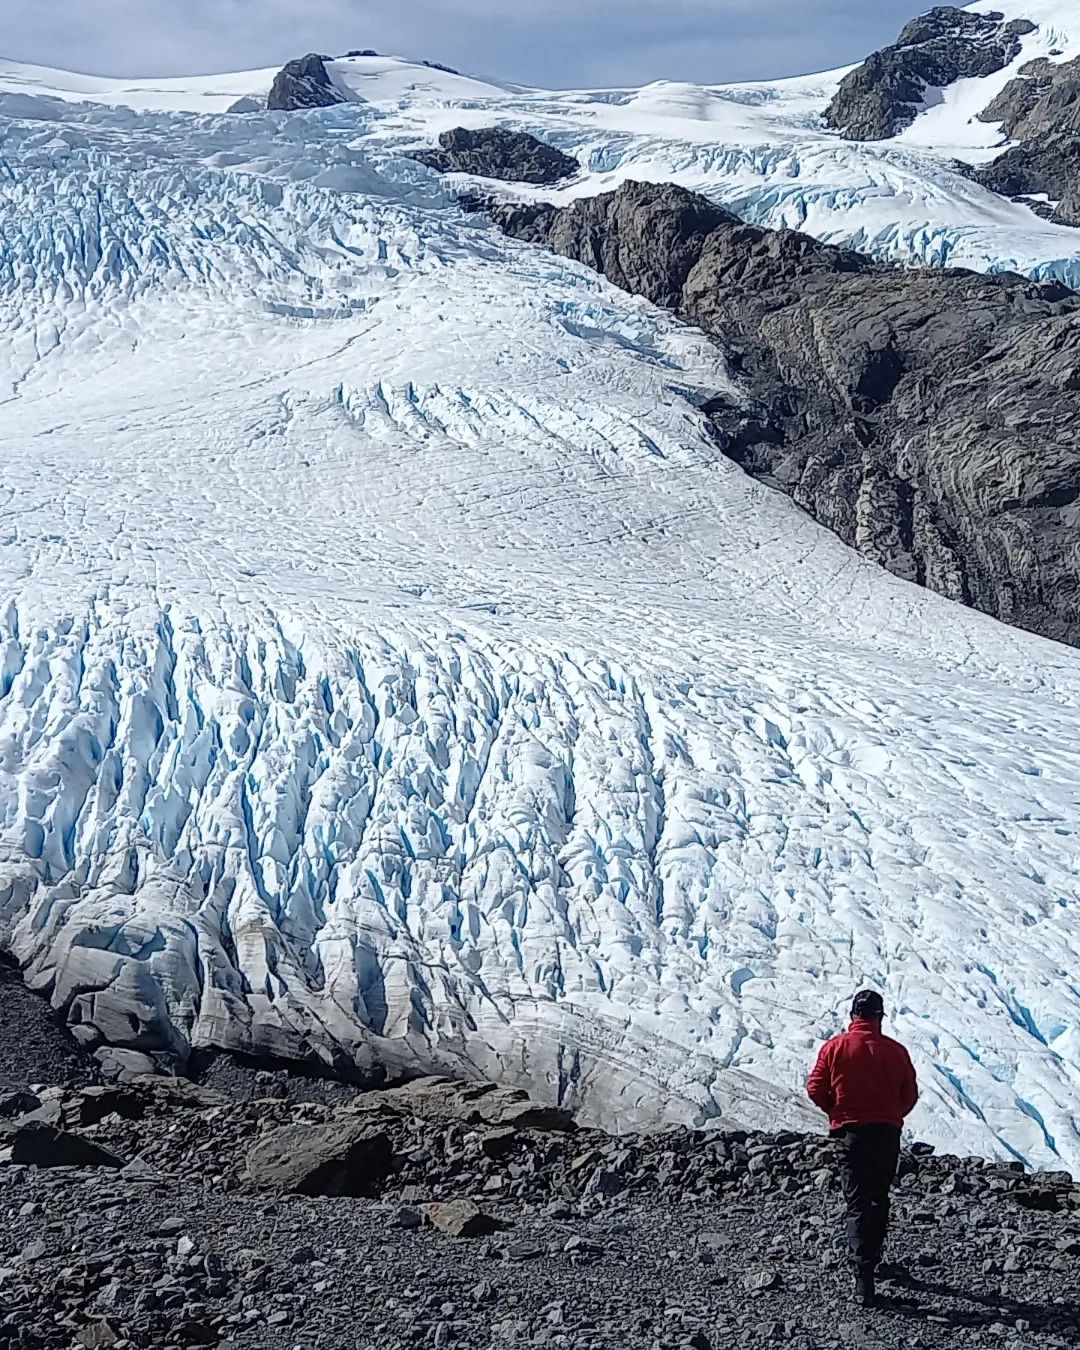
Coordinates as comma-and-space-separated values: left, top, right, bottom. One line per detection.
807, 989, 918, 1308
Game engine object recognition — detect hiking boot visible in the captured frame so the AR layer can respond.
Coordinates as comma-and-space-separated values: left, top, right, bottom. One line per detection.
853, 1270, 877, 1308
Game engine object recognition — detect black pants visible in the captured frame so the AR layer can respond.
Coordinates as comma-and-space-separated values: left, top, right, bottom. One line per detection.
833, 1123, 901, 1273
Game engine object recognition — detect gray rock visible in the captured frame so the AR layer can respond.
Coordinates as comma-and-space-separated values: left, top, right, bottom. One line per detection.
414, 127, 578, 185
825, 7, 1034, 140
975, 57, 1080, 226
245, 1119, 394, 1196
589, 1166, 626, 1198
743, 1269, 781, 1292
77, 1086, 147, 1125
12, 1099, 63, 1129
354, 1076, 575, 1132
94, 1048, 161, 1081
74, 1322, 121, 1349
503, 1237, 546, 1260
422, 1199, 504, 1237
267, 54, 347, 112
0, 1090, 41, 1118
2, 1122, 125, 1169
126, 1074, 228, 1111
480, 1127, 519, 1159
484, 180, 1080, 646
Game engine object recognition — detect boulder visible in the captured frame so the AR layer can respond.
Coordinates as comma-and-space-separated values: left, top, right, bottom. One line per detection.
267, 54, 347, 112
1, 1122, 125, 1169
94, 1048, 161, 1081
421, 1199, 503, 1237
480, 1127, 519, 1159
414, 128, 577, 185
245, 1118, 394, 1196
125, 1075, 228, 1111
13, 1099, 63, 1129
74, 1322, 120, 1349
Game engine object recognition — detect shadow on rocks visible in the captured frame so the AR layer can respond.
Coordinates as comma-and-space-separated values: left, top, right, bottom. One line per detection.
882, 1273, 1080, 1342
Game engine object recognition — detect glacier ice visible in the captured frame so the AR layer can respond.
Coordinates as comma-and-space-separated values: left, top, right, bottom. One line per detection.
2, 4, 1079, 286
0, 18, 1080, 1171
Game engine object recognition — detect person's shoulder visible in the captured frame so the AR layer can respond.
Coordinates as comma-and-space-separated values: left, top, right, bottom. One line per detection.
881, 1031, 913, 1056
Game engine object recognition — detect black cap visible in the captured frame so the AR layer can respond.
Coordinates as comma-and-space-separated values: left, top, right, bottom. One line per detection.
851, 989, 884, 1019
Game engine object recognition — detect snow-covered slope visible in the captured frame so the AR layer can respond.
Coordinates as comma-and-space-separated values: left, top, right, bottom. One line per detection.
6, 3, 1077, 283
0, 57, 278, 113
1, 6, 1080, 1171
893, 0, 1078, 157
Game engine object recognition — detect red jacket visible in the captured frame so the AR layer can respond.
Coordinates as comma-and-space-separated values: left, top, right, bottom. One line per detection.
807, 1019, 918, 1131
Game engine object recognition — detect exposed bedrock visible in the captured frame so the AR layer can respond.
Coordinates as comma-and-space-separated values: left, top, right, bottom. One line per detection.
824, 6, 1035, 140
485, 181, 1080, 645
976, 56, 1080, 226
414, 127, 579, 185
267, 54, 347, 112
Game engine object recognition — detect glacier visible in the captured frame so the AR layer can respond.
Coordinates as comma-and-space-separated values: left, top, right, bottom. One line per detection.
1, 2, 1080, 1171
4, 1, 1077, 286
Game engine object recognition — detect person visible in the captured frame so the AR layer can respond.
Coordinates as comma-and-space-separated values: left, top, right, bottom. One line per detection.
806, 989, 919, 1308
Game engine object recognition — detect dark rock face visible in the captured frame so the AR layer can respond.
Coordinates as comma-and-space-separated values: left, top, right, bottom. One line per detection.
415, 127, 578, 185
267, 54, 346, 112
976, 57, 1080, 226
824, 7, 1034, 140
484, 181, 1080, 645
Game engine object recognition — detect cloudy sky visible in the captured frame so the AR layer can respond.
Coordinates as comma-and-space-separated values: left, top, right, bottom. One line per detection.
6, 1, 932, 85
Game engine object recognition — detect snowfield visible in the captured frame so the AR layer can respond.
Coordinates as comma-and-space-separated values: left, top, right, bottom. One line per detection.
1, 2, 1080, 1171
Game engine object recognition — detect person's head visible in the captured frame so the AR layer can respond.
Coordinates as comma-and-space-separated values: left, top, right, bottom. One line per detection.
851, 989, 884, 1022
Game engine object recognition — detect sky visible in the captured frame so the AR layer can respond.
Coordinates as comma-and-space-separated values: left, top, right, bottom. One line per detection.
3, 0, 936, 86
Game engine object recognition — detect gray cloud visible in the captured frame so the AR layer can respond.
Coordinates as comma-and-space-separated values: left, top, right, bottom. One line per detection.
4, 0, 931, 86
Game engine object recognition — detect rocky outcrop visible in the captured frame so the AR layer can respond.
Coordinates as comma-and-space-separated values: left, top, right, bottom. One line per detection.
483, 181, 1080, 645
824, 6, 1034, 140
976, 57, 1080, 225
267, 54, 346, 112
414, 127, 578, 184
